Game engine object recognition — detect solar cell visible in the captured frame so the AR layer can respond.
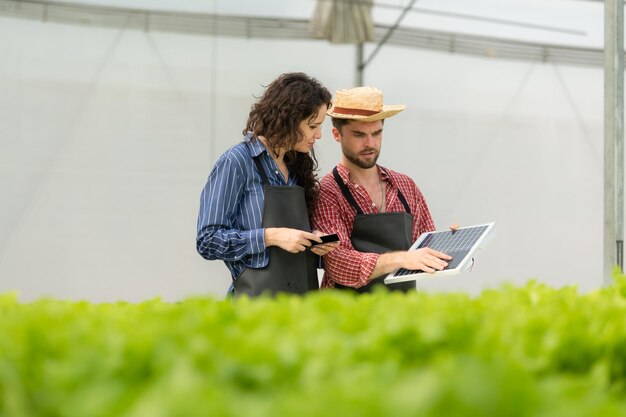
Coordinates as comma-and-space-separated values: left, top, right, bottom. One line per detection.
384, 222, 495, 284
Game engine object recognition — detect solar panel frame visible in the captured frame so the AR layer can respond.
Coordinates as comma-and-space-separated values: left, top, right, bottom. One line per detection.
383, 222, 495, 284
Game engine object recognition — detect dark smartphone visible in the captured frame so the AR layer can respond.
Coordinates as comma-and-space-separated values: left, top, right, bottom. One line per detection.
311, 233, 340, 246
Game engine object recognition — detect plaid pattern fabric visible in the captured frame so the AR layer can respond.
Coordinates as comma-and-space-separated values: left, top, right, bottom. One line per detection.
312, 164, 435, 288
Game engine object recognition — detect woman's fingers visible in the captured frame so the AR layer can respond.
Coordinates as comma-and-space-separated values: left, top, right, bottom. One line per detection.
310, 241, 339, 256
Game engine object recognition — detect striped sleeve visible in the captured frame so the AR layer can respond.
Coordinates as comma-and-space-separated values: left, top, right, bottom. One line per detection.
196, 149, 265, 262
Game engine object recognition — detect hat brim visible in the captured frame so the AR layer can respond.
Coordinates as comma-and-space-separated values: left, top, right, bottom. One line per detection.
327, 104, 406, 122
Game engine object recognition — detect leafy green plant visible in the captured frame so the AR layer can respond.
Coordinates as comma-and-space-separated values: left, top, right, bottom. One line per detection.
2, 273, 626, 416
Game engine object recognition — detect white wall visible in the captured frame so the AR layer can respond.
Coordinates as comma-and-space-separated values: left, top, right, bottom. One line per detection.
0, 15, 609, 301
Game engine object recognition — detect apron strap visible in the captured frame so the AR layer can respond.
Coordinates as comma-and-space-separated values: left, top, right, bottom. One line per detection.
379, 167, 411, 214
396, 191, 411, 214
333, 166, 412, 214
252, 155, 270, 185
333, 167, 364, 215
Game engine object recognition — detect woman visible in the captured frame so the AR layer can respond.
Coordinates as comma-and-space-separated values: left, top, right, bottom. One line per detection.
196, 72, 338, 297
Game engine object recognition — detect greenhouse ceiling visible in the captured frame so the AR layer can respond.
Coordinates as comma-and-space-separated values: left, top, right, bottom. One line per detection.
0, 0, 615, 66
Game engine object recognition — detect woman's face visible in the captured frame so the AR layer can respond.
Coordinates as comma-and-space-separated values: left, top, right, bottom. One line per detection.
293, 104, 327, 153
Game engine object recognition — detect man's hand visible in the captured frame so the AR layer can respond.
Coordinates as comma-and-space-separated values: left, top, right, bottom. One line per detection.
371, 247, 452, 279
401, 247, 452, 273
264, 228, 320, 253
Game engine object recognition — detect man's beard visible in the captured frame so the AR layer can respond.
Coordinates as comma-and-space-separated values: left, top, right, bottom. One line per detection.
342, 145, 380, 169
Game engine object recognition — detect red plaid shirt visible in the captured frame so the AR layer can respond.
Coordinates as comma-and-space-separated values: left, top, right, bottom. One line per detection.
312, 163, 436, 289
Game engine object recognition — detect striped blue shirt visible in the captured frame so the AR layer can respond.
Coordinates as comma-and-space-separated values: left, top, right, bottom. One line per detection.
196, 132, 299, 281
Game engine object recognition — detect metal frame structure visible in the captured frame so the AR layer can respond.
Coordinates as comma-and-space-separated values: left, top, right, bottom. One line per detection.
0, 0, 614, 67
604, 0, 624, 283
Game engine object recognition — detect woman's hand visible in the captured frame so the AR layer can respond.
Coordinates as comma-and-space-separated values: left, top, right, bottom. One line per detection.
265, 228, 319, 253
310, 242, 339, 256
309, 230, 340, 256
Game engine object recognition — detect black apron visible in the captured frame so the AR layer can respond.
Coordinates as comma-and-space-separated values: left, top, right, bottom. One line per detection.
233, 156, 318, 297
332, 167, 416, 293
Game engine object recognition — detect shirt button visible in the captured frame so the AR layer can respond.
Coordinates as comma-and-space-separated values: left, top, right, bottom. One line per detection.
275, 170, 279, 175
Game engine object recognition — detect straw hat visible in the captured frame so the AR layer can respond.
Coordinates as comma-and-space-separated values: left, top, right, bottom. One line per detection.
327, 86, 406, 122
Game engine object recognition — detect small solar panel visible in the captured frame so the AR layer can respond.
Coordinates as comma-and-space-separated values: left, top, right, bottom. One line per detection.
384, 222, 495, 284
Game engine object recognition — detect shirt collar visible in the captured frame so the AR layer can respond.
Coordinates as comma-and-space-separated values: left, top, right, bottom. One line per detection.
244, 132, 269, 158
336, 162, 390, 185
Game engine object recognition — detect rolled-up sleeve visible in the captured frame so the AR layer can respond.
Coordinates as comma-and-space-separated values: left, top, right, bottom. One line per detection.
312, 182, 378, 288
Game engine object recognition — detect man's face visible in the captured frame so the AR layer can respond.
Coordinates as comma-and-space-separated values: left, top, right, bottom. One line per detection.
333, 120, 384, 169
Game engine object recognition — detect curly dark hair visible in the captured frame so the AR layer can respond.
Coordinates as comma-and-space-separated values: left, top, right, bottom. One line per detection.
243, 73, 332, 216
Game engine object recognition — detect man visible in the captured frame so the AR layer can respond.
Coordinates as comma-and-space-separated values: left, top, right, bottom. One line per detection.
312, 86, 452, 292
